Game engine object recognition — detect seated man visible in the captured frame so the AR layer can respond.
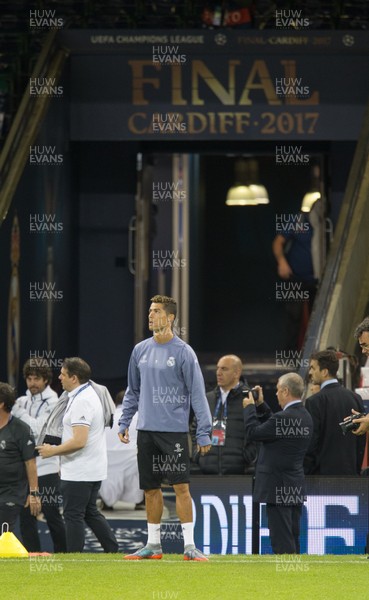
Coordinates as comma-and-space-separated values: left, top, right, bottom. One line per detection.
191, 355, 257, 475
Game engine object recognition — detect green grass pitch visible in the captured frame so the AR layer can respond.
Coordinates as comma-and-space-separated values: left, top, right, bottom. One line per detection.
2, 554, 369, 600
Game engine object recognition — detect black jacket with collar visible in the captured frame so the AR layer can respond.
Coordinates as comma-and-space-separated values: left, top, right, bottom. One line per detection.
191, 382, 258, 475
244, 400, 313, 504
304, 382, 365, 475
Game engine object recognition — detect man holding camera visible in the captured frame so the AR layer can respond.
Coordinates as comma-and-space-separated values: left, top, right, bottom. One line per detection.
304, 349, 365, 475
243, 373, 312, 554
191, 354, 257, 475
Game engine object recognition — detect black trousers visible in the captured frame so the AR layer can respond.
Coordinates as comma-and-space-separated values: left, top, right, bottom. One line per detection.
20, 473, 67, 553
266, 504, 302, 554
60, 480, 119, 553
0, 503, 22, 534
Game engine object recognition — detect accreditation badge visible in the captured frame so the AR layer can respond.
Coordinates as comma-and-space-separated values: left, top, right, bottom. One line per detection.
211, 418, 227, 446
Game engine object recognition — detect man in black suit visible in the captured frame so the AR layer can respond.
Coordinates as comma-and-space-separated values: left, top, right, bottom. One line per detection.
243, 373, 313, 554
304, 349, 365, 475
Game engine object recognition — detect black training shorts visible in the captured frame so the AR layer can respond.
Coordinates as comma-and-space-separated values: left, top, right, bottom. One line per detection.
137, 430, 191, 490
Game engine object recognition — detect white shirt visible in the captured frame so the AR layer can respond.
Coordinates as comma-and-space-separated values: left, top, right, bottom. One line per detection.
13, 385, 60, 477
60, 383, 107, 482
283, 400, 302, 410
219, 388, 229, 405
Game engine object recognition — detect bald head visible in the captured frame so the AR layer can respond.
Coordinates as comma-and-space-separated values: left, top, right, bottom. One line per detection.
216, 355, 243, 391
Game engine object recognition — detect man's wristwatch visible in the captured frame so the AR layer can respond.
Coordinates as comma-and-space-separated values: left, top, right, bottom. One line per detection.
29, 490, 41, 498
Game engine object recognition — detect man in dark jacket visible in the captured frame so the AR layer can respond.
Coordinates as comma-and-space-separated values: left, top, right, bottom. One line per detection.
243, 373, 313, 554
192, 355, 257, 475
304, 349, 365, 475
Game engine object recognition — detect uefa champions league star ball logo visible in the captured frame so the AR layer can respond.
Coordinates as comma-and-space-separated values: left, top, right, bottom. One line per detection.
174, 443, 184, 457
167, 356, 176, 367
214, 33, 227, 45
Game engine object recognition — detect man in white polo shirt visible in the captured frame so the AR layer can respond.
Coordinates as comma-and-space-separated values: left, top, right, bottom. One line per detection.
37, 357, 118, 553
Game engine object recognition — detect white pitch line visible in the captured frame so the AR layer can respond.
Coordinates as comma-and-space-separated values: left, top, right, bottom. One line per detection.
1, 558, 368, 564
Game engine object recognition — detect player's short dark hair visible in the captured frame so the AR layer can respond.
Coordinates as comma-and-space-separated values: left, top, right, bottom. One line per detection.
62, 357, 91, 384
354, 317, 369, 339
310, 350, 338, 377
0, 382, 16, 413
23, 358, 53, 385
150, 295, 177, 319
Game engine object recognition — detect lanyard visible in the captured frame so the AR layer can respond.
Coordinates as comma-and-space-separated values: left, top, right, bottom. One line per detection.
214, 392, 227, 420
25, 393, 47, 418
65, 382, 91, 414
35, 393, 48, 418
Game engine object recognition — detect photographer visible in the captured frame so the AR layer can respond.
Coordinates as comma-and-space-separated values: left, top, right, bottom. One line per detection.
243, 373, 313, 554
191, 355, 258, 475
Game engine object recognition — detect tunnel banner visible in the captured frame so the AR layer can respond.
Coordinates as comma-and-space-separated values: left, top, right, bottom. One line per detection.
60, 30, 369, 141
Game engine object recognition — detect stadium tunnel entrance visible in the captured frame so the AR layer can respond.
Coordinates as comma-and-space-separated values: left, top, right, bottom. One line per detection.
133, 143, 354, 405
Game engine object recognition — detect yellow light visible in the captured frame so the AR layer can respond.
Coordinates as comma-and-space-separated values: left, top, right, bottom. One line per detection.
301, 191, 321, 212
226, 185, 259, 206
226, 184, 269, 206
